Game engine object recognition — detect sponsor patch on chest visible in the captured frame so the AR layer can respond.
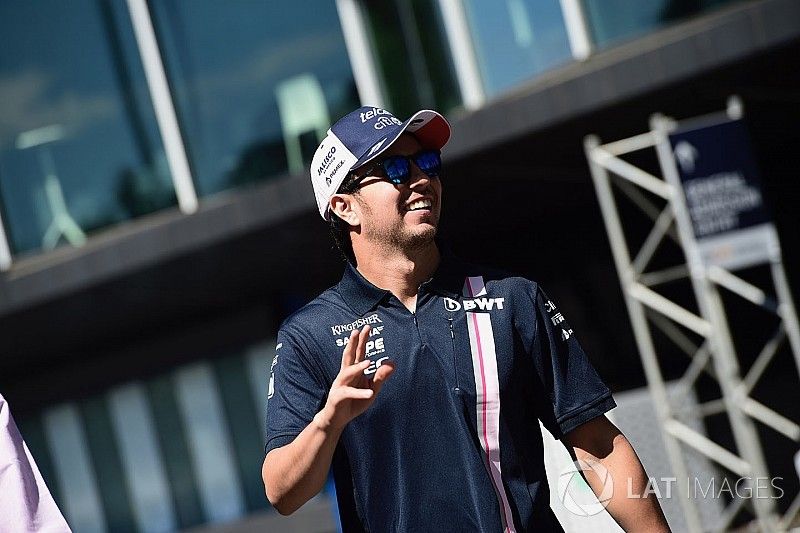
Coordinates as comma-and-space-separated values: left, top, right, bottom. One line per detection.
443, 296, 505, 312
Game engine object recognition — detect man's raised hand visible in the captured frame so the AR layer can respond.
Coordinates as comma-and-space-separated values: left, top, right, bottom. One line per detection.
314, 325, 395, 431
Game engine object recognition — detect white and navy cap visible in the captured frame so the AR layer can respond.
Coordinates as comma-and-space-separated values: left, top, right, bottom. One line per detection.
310, 106, 451, 220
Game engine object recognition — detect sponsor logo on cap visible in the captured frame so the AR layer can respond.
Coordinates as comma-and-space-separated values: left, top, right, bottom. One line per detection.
359, 107, 392, 123
366, 138, 387, 158
317, 146, 338, 186
359, 107, 403, 130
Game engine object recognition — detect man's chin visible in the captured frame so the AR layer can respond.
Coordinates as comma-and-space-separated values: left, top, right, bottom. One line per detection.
404, 225, 437, 249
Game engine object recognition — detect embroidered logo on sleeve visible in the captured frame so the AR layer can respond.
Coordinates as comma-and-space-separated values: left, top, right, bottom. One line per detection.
267, 343, 281, 400
544, 299, 573, 341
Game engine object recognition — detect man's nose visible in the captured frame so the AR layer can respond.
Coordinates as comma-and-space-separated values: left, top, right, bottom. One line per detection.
407, 162, 432, 189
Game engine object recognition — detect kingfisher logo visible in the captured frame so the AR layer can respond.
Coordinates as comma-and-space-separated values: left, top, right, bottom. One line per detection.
330, 313, 383, 336
443, 296, 505, 312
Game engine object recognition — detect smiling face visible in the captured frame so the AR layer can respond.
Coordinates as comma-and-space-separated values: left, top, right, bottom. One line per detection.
332, 133, 442, 255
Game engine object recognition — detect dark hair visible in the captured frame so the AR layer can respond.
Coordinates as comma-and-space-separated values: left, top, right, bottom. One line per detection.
328, 172, 362, 265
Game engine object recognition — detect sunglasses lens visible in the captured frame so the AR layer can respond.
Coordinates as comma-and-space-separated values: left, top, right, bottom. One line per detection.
382, 156, 411, 184
376, 150, 442, 185
415, 150, 441, 176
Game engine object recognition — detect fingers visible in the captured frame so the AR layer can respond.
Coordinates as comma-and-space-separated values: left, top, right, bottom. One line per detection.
353, 325, 370, 363
340, 386, 374, 400
340, 326, 371, 370
340, 329, 359, 369
335, 359, 370, 385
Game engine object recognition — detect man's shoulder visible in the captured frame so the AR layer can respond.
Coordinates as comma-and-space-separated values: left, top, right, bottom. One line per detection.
446, 255, 541, 298
278, 286, 347, 335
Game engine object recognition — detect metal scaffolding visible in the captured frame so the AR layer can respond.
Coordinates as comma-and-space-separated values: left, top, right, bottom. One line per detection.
584, 97, 800, 532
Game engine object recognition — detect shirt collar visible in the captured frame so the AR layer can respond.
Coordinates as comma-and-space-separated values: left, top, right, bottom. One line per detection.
338, 263, 391, 315
423, 245, 464, 300
337, 244, 465, 315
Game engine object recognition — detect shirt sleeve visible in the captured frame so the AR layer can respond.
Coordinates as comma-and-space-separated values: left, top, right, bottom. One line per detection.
264, 329, 329, 455
525, 283, 616, 440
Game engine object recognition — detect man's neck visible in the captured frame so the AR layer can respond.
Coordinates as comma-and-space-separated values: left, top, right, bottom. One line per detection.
353, 241, 440, 312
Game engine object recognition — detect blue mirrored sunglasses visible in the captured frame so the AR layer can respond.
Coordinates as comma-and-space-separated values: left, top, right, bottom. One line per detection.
357, 149, 442, 186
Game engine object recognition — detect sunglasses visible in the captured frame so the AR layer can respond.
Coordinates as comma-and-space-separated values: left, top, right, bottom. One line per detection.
349, 149, 442, 190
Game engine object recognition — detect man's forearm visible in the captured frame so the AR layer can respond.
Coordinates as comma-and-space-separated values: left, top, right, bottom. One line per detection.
262, 409, 343, 515
578, 432, 669, 532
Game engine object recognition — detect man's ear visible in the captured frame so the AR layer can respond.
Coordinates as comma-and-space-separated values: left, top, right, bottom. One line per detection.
330, 194, 360, 226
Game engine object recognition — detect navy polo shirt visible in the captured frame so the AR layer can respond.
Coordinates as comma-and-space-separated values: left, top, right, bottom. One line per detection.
265, 251, 616, 532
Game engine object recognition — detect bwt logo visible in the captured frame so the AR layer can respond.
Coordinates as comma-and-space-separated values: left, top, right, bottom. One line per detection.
443, 297, 505, 312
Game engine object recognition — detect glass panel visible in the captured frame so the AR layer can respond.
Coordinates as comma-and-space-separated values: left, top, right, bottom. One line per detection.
582, 0, 745, 48
173, 362, 245, 523
245, 341, 273, 439
0, 0, 176, 259
147, 375, 205, 529
461, 0, 572, 96
43, 403, 108, 533
148, 0, 360, 195
213, 354, 270, 513
361, 0, 462, 118
81, 397, 138, 532
108, 383, 178, 533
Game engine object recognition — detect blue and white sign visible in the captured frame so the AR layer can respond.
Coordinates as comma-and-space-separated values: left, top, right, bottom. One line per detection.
668, 119, 779, 270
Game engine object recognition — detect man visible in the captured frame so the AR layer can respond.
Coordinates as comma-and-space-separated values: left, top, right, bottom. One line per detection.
262, 106, 669, 532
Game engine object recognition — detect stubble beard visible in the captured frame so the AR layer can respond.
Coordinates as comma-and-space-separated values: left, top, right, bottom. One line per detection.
360, 199, 438, 253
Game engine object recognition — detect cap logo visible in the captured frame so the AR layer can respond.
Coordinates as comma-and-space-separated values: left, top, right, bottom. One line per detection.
366, 138, 387, 157
316, 145, 337, 185
374, 116, 402, 129
358, 107, 403, 130
359, 107, 391, 123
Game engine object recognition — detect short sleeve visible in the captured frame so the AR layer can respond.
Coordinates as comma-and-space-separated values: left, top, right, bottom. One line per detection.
526, 284, 616, 439
265, 330, 329, 455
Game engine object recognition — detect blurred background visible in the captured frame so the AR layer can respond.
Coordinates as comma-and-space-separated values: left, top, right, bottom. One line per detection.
0, 0, 798, 531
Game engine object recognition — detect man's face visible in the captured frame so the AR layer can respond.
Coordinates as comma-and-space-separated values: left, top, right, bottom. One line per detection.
351, 134, 442, 251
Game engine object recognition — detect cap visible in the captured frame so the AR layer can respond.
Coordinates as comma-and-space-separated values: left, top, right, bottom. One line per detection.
310, 106, 451, 220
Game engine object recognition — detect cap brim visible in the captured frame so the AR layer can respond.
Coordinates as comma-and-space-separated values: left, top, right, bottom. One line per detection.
351, 109, 451, 170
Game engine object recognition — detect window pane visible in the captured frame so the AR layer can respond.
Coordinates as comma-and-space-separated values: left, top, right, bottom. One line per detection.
0, 0, 176, 258
461, 0, 573, 96
582, 0, 746, 48
361, 0, 461, 118
148, 0, 360, 195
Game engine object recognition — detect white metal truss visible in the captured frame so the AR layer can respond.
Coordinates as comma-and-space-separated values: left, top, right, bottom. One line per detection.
585, 98, 800, 532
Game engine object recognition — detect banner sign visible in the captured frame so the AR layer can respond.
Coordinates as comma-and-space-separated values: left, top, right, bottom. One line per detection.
668, 119, 779, 269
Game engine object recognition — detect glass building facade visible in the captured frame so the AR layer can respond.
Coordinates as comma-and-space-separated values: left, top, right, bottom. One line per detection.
0, 0, 746, 264
148, 0, 361, 195
0, 0, 175, 258
582, 0, 744, 48
462, 0, 573, 95
18, 341, 281, 532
